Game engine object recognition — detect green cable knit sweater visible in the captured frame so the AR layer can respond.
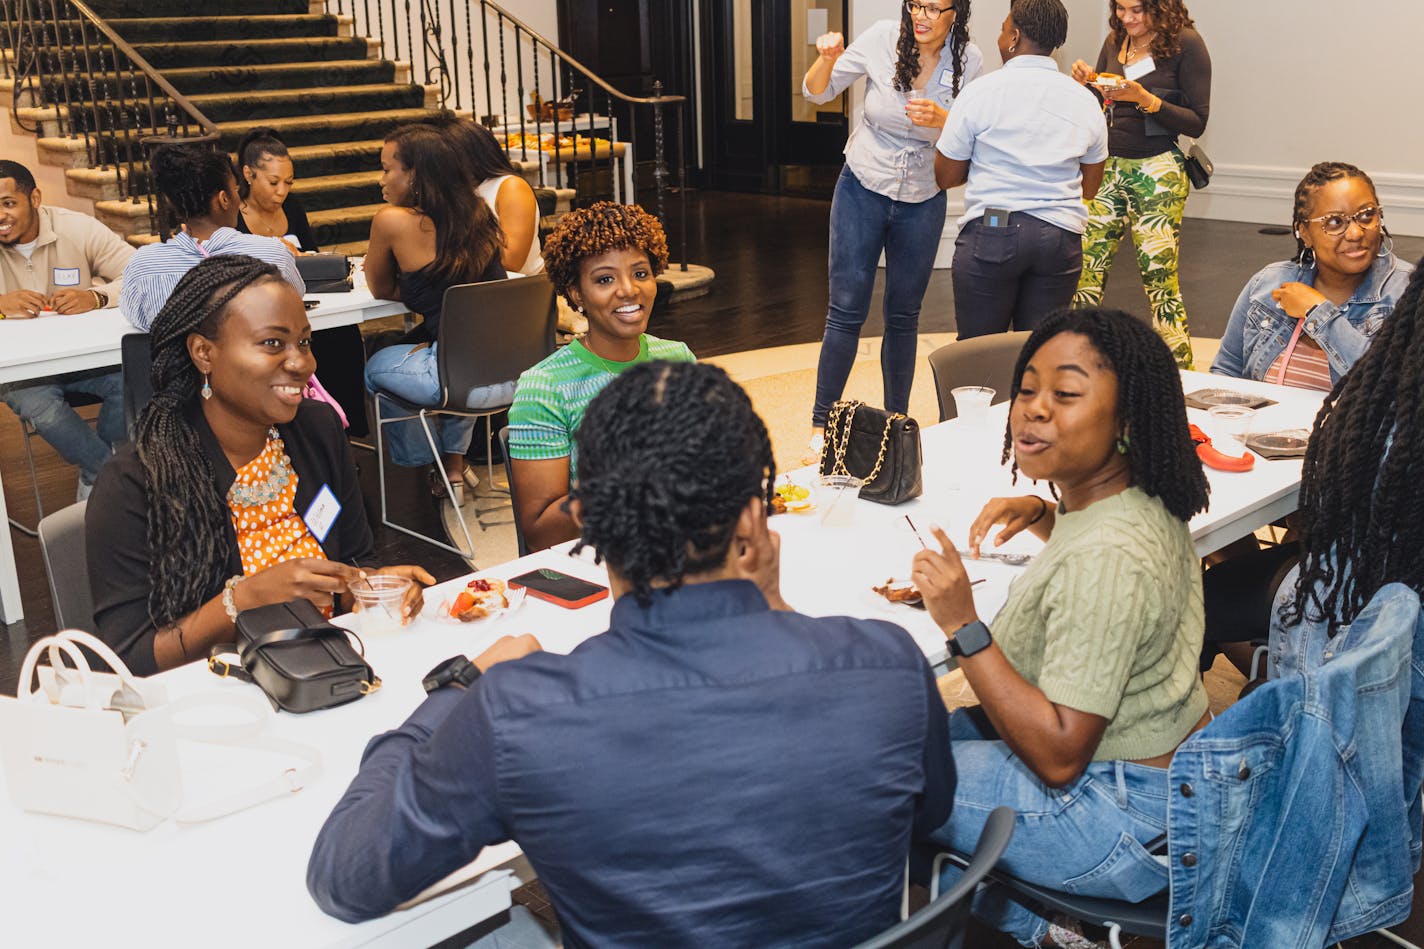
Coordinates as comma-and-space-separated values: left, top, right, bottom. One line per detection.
991, 486, 1209, 762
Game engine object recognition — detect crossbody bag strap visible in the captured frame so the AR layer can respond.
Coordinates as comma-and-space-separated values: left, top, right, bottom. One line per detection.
208, 626, 368, 682
1274, 316, 1309, 386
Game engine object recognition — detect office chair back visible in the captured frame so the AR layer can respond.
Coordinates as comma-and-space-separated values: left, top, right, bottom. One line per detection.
499, 426, 530, 558
38, 500, 94, 633
437, 276, 557, 408
927, 332, 1031, 422
855, 806, 1015, 949
121, 332, 153, 440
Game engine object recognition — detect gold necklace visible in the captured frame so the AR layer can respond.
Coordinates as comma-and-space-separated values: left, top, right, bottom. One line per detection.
242, 204, 283, 236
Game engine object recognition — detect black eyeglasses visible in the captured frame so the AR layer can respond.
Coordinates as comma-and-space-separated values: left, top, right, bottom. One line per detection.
905, 1, 952, 21
1305, 205, 1383, 237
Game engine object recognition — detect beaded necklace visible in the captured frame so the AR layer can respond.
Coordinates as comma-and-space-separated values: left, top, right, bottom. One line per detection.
227, 428, 294, 508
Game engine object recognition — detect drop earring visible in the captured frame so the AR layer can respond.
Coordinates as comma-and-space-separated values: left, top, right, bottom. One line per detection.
1300, 247, 1316, 270
1115, 431, 1130, 455
201, 373, 213, 400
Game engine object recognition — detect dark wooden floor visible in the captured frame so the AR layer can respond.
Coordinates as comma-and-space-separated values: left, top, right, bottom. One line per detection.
4, 190, 1423, 947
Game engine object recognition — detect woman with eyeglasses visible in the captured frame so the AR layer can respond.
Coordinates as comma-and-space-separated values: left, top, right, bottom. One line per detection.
1212, 162, 1414, 388
800, 0, 982, 463
1070, 0, 1210, 369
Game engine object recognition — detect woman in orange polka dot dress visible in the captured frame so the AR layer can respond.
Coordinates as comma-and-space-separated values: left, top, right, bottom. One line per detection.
87, 255, 434, 675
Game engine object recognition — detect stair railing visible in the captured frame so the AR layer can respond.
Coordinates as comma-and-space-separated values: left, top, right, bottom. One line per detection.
325, 0, 690, 270
0, 0, 220, 239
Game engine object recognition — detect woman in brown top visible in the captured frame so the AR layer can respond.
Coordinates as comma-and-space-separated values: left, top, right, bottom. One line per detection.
1070, 0, 1210, 369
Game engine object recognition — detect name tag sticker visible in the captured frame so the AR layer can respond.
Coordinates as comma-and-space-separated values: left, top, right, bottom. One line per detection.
53, 267, 80, 287
1124, 56, 1156, 82
303, 484, 342, 544
937, 68, 955, 88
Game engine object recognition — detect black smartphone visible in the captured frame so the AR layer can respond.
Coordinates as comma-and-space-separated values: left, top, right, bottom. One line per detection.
508, 568, 609, 609
303, 299, 320, 310
983, 207, 1012, 228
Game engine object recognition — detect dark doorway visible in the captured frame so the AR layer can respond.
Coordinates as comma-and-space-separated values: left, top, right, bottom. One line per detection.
701, 0, 850, 196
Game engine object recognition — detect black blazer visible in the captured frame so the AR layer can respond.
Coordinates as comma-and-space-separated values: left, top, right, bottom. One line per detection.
86, 399, 373, 675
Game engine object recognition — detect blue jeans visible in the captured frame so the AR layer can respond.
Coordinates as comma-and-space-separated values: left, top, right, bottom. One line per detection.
365, 343, 515, 467
932, 709, 1171, 946
1, 370, 124, 484
812, 167, 946, 427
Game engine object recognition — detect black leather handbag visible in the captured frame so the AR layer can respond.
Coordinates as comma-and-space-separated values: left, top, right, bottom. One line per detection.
820, 400, 923, 505
1183, 140, 1213, 190
295, 254, 353, 293
208, 600, 380, 713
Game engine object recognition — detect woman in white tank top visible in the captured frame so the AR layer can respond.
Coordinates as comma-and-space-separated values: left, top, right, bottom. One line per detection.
432, 115, 545, 276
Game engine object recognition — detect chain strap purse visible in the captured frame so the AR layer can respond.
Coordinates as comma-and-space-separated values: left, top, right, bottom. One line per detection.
819, 400, 923, 505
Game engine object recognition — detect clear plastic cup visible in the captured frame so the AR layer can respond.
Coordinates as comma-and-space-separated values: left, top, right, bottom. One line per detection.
350, 575, 412, 634
816, 474, 863, 528
951, 386, 996, 427
1208, 404, 1256, 446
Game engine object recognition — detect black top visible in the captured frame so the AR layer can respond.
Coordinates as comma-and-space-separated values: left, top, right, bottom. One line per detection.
235, 192, 319, 253
1094, 28, 1211, 159
86, 399, 374, 676
399, 253, 506, 344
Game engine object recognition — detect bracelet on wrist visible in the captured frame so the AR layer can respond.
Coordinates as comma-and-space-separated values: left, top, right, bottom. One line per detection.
222, 575, 245, 622
1026, 496, 1049, 526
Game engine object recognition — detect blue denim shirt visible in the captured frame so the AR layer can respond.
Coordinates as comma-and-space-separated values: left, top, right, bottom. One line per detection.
1210, 252, 1414, 385
307, 580, 954, 948
1167, 582, 1420, 946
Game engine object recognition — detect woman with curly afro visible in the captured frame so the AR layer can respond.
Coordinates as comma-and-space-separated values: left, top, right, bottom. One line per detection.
507, 201, 695, 551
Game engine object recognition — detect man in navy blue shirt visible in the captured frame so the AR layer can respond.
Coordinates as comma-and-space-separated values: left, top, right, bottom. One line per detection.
308, 362, 955, 947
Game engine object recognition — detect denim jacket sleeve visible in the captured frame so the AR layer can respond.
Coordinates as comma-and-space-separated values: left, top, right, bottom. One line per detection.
1209, 276, 1256, 379
1303, 256, 1414, 378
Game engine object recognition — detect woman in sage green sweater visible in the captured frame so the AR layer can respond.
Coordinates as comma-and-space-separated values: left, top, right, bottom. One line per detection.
910, 306, 1211, 945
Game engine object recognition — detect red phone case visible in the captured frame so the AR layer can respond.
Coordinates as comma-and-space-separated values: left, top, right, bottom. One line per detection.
507, 572, 609, 609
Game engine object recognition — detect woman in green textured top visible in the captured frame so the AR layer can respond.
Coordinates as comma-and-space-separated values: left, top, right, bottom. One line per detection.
910, 306, 1210, 944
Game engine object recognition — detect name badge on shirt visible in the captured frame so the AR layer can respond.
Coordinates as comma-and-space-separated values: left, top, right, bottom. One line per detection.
1124, 57, 1155, 82
937, 68, 955, 88
52, 267, 80, 287
303, 484, 342, 544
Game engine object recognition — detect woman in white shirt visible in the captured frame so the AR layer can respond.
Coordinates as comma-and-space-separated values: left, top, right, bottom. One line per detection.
802, 1, 981, 460
433, 115, 544, 276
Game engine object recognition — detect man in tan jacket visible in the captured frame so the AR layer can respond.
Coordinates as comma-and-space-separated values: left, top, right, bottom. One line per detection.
0, 160, 133, 498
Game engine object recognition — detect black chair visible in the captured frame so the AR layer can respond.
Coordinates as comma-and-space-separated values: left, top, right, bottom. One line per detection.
854, 807, 1015, 949
120, 331, 152, 441
498, 426, 530, 558
926, 332, 1031, 422
371, 276, 556, 558
937, 851, 1168, 948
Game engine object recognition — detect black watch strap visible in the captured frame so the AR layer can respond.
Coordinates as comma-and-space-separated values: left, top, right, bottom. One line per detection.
948, 620, 993, 658
423, 655, 482, 693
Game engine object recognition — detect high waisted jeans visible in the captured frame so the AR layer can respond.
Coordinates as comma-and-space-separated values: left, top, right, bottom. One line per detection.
932, 709, 1171, 946
365, 343, 515, 467
812, 167, 946, 427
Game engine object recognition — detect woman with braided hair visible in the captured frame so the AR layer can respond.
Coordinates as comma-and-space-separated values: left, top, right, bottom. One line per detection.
87, 255, 431, 675
1212, 161, 1413, 389
801, 0, 982, 461
910, 307, 1210, 944
118, 143, 304, 332
507, 201, 693, 553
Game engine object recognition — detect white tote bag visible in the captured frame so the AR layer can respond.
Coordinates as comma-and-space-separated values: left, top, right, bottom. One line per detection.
0, 630, 321, 831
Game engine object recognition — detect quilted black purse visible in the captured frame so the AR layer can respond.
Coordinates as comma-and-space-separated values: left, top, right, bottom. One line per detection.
819, 400, 923, 505
208, 600, 380, 713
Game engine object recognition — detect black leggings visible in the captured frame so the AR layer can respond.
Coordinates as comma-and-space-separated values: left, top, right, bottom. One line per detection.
1200, 543, 1301, 673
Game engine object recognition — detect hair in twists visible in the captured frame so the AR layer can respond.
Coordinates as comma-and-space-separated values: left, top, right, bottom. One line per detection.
1001, 307, 1209, 522
569, 362, 777, 605
235, 126, 292, 202
150, 144, 236, 224
135, 255, 285, 630
893, 0, 972, 95
541, 200, 669, 307
384, 123, 503, 285
1289, 161, 1381, 263
1284, 261, 1424, 631
1108, 0, 1194, 59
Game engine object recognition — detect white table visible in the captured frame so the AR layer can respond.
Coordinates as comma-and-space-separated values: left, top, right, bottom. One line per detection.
0, 292, 409, 624
0, 372, 1326, 946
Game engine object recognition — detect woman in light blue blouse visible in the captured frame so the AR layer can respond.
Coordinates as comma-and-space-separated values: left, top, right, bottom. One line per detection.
803, 1, 982, 458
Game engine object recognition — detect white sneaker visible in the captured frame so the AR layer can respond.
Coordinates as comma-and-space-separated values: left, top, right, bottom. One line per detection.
799, 431, 825, 469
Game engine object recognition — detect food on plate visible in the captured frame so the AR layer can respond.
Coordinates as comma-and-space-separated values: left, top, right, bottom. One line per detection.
1091, 72, 1126, 90
872, 578, 922, 604
770, 482, 813, 515
450, 577, 509, 622
500, 132, 613, 154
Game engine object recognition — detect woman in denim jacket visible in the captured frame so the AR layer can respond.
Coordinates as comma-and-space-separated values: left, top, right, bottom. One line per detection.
1211, 162, 1413, 389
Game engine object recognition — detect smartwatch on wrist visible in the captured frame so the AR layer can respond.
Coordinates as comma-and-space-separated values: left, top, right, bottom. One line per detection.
422, 655, 482, 694
948, 620, 993, 658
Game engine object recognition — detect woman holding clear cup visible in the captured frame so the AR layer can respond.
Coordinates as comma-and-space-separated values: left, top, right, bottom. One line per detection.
801, 1, 983, 462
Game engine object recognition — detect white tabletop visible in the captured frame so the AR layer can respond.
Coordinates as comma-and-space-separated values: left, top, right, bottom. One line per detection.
0, 371, 1326, 945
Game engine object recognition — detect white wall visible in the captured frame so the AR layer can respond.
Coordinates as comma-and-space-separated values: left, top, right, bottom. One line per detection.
852, 0, 1424, 236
